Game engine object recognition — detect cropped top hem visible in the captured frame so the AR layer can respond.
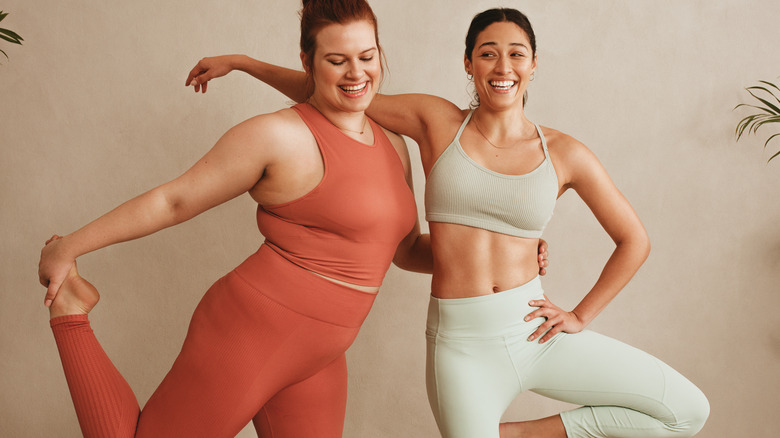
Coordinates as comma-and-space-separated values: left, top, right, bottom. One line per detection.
425, 213, 544, 238
263, 241, 385, 288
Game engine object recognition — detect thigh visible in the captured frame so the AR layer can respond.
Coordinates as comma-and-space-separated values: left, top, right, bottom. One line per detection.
427, 334, 520, 438
527, 330, 706, 425
253, 354, 348, 438
136, 274, 357, 438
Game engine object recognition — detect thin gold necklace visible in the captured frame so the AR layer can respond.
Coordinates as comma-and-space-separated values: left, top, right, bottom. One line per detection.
472, 111, 524, 150
334, 117, 368, 135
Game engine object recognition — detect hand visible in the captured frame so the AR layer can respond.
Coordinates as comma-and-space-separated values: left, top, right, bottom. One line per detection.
537, 239, 549, 276
38, 235, 76, 308
524, 295, 584, 343
185, 55, 240, 93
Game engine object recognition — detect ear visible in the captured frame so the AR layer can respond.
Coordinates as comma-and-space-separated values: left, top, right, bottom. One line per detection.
531, 52, 538, 75
300, 52, 311, 74
464, 55, 472, 76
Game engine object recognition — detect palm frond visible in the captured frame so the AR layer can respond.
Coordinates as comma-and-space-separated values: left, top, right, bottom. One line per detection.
735, 79, 780, 163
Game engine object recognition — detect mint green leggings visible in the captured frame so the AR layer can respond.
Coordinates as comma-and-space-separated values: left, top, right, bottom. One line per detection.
425, 277, 709, 438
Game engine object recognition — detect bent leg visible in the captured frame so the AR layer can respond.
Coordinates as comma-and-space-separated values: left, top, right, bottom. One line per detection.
528, 331, 709, 438
253, 354, 348, 438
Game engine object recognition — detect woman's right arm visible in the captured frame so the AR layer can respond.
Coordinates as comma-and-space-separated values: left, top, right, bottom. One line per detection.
39, 113, 283, 306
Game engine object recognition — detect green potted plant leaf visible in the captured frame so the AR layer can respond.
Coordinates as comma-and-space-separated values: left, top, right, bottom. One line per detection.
0, 10, 23, 60
735, 79, 780, 163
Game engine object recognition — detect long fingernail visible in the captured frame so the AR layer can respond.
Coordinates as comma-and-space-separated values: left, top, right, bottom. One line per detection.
190, 80, 197, 86
527, 335, 535, 341
44, 299, 52, 308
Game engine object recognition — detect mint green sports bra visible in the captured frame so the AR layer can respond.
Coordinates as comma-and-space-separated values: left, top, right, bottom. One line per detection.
424, 110, 558, 238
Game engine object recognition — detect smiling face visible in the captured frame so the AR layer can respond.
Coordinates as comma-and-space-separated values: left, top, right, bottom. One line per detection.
465, 21, 537, 111
304, 20, 382, 114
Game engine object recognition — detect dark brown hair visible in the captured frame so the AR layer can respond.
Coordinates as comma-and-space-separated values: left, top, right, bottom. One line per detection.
465, 8, 536, 107
299, 0, 384, 97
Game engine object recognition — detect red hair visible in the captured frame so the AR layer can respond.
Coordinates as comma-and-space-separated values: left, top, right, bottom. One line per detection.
299, 0, 384, 97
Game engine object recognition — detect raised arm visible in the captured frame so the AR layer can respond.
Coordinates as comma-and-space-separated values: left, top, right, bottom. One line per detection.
39, 114, 283, 307
185, 56, 462, 162
187, 55, 308, 103
525, 134, 650, 343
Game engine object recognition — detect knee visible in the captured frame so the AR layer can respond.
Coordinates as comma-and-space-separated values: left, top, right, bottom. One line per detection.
673, 387, 710, 436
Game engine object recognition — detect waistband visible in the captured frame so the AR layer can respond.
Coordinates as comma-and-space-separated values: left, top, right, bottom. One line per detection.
426, 276, 545, 338
232, 244, 377, 328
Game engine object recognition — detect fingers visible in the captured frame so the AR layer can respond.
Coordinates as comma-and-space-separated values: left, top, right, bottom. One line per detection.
537, 239, 549, 275
44, 234, 61, 246
186, 59, 212, 93
524, 297, 563, 343
185, 61, 205, 86
45, 281, 61, 308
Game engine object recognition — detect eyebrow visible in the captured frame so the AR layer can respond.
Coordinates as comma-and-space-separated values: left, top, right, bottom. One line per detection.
323, 47, 377, 57
478, 42, 528, 50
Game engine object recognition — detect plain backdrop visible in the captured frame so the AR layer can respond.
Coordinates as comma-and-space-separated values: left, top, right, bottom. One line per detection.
2, 1, 779, 437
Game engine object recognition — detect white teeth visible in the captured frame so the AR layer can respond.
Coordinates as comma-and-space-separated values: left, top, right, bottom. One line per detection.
490, 80, 516, 89
340, 83, 368, 93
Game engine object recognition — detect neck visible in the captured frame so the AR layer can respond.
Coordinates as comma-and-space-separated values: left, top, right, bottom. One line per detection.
473, 105, 534, 140
308, 95, 369, 135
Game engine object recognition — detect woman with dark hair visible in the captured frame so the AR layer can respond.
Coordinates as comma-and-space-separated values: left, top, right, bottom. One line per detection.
38, 1, 449, 436
189, 6, 709, 438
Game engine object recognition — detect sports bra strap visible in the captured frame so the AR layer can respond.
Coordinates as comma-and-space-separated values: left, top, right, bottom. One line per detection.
534, 124, 550, 160
454, 110, 475, 142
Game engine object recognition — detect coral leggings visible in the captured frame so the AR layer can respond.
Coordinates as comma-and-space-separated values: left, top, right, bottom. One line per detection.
50, 244, 376, 438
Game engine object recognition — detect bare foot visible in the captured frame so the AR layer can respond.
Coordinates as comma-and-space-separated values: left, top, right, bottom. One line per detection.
49, 263, 100, 319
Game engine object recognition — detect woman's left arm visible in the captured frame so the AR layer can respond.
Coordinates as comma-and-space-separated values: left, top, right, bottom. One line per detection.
526, 136, 650, 343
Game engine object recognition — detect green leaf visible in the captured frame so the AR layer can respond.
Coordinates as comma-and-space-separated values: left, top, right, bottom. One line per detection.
734, 103, 773, 115
758, 80, 780, 98
0, 12, 7, 23
0, 47, 7, 60
0, 28, 23, 43
746, 87, 780, 115
763, 133, 780, 150
767, 149, 780, 163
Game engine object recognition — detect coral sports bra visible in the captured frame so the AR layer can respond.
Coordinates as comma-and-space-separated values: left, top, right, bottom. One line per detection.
256, 103, 417, 286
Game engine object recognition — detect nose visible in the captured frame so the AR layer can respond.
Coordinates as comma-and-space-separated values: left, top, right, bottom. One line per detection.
346, 60, 361, 79
494, 55, 511, 74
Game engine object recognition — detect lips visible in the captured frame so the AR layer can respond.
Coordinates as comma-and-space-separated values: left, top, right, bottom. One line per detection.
339, 82, 369, 95
489, 80, 517, 91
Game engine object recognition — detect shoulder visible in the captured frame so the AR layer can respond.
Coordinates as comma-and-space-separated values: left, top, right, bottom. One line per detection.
540, 126, 605, 186
540, 126, 597, 164
229, 107, 307, 141
220, 107, 313, 156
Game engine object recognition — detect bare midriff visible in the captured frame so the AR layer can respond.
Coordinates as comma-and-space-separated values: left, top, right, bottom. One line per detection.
310, 271, 381, 294
430, 222, 540, 299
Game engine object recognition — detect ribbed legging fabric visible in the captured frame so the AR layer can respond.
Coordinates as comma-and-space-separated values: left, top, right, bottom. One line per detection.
50, 244, 376, 438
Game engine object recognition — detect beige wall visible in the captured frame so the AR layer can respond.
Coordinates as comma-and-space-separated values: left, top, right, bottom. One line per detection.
2, 0, 779, 437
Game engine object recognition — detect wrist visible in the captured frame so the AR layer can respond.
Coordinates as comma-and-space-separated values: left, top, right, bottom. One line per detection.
570, 309, 590, 328
231, 54, 254, 73
58, 233, 84, 260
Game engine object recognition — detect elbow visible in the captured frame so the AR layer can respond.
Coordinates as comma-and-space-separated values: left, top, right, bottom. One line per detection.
631, 228, 651, 264
615, 226, 651, 264
150, 186, 191, 226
